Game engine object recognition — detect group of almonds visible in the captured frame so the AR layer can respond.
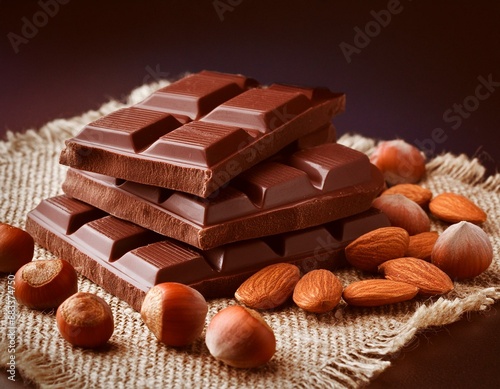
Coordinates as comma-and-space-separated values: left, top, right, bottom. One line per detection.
0, 139, 495, 370
216, 139, 494, 366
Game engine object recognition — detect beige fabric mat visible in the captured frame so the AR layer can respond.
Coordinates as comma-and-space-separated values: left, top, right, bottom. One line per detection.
1, 80, 499, 388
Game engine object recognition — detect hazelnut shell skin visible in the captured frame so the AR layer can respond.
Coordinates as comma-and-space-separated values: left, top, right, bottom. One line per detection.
205, 305, 276, 368
431, 221, 493, 279
56, 292, 114, 348
14, 259, 78, 310
140, 283, 208, 347
370, 140, 426, 185
0, 223, 34, 273
372, 194, 431, 235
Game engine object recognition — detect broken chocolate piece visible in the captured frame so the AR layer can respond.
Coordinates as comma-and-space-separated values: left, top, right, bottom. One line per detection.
62, 143, 384, 249
26, 196, 390, 311
59, 71, 345, 197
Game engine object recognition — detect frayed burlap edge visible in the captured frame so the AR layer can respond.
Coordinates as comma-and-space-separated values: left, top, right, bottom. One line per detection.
1, 80, 499, 389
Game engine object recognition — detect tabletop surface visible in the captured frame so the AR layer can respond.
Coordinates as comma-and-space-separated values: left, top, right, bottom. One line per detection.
1, 1, 499, 388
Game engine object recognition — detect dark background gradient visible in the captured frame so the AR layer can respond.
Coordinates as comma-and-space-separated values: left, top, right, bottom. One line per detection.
1, 1, 499, 387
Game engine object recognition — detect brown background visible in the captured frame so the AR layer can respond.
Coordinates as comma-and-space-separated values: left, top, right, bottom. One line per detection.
1, 1, 499, 387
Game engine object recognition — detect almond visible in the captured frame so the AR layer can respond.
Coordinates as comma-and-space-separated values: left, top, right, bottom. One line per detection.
235, 263, 300, 309
382, 184, 432, 207
405, 231, 439, 261
342, 279, 419, 307
372, 194, 431, 235
429, 193, 487, 224
292, 269, 343, 313
345, 227, 409, 272
378, 257, 454, 296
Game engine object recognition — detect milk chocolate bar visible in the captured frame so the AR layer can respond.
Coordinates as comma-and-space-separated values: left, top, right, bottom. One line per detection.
62, 142, 384, 249
26, 196, 389, 311
59, 71, 345, 197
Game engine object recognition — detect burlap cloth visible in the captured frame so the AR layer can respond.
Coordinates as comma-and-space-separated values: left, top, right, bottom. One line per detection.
1, 80, 499, 389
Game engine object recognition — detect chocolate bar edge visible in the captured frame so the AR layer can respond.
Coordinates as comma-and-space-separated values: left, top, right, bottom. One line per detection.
62, 164, 384, 249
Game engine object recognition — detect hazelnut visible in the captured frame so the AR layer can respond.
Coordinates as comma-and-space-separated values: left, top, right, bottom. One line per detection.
370, 139, 426, 185
56, 292, 114, 348
372, 194, 431, 235
431, 221, 493, 279
14, 259, 78, 310
205, 305, 276, 368
140, 283, 208, 347
0, 223, 34, 273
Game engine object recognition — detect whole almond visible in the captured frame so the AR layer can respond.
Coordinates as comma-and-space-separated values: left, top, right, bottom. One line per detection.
378, 257, 454, 296
235, 263, 300, 309
372, 194, 431, 235
342, 279, 419, 307
382, 184, 432, 207
405, 231, 439, 261
292, 269, 343, 313
345, 227, 409, 272
429, 193, 487, 224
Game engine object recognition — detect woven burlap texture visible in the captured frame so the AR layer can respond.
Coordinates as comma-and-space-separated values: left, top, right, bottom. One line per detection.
1, 80, 499, 389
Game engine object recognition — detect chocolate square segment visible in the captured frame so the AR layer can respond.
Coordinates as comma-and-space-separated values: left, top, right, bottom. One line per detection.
74, 107, 181, 153
72, 216, 159, 262
234, 162, 318, 208
143, 121, 254, 167
161, 187, 255, 225
114, 241, 216, 285
202, 88, 311, 133
35, 195, 106, 235
289, 143, 371, 191
204, 240, 279, 273
136, 71, 256, 120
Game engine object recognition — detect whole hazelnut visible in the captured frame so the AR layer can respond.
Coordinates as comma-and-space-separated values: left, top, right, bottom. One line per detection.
140, 283, 208, 347
431, 221, 493, 279
372, 194, 431, 235
370, 139, 426, 185
205, 305, 276, 368
14, 259, 78, 310
0, 223, 34, 273
56, 292, 114, 348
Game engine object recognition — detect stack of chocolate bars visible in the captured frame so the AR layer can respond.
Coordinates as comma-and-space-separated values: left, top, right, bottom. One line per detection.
26, 71, 389, 311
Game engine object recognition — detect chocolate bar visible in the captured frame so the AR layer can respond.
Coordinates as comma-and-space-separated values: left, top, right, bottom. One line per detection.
59, 71, 345, 197
26, 196, 390, 311
62, 142, 384, 249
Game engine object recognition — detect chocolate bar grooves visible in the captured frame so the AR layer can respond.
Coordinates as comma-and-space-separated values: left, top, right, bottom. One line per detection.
62, 140, 384, 249
26, 71, 390, 313
26, 195, 390, 311
59, 72, 345, 197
